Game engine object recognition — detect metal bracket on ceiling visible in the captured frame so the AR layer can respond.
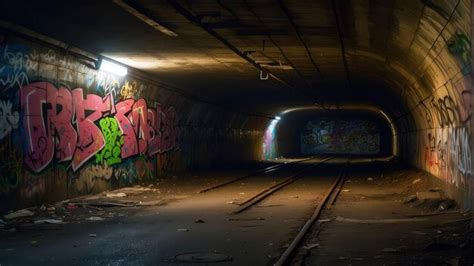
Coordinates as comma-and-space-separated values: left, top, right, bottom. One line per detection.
260, 70, 269, 80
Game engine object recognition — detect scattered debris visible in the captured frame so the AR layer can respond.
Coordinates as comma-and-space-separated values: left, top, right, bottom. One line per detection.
412, 178, 421, 184
416, 191, 441, 201
374, 255, 384, 259
429, 187, 441, 192
194, 219, 205, 223
87, 217, 105, 221
177, 228, 189, 232
341, 189, 350, 193
55, 207, 67, 216
113, 187, 152, 194
226, 201, 237, 204
302, 243, 320, 250
367, 177, 373, 181
139, 200, 164, 206
39, 205, 47, 211
438, 199, 456, 211
105, 192, 127, 198
403, 195, 418, 204
65, 203, 78, 211
89, 234, 97, 237
4, 209, 34, 220
317, 219, 331, 223
33, 219, 63, 224
70, 200, 139, 208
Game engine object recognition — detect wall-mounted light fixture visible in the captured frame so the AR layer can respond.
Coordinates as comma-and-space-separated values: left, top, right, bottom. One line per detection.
98, 58, 128, 76
274, 116, 281, 121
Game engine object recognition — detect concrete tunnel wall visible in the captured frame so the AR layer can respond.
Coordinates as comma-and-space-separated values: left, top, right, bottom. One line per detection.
0, 32, 269, 210
0, 0, 473, 214
259, 0, 474, 210
391, 0, 474, 210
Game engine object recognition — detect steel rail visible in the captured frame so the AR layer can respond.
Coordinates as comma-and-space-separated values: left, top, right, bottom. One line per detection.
274, 160, 350, 266
230, 157, 334, 214
198, 157, 315, 193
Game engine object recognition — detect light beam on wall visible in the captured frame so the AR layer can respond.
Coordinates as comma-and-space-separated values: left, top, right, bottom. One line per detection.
263, 116, 281, 160
99, 59, 128, 76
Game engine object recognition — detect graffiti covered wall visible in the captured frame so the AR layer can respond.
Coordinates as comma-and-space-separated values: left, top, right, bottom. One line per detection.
396, 0, 473, 209
300, 119, 380, 155
0, 35, 265, 209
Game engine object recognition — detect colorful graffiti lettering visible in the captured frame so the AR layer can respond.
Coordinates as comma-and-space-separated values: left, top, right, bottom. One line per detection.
75, 164, 114, 193
423, 127, 472, 186
20, 81, 179, 173
429, 95, 459, 127
262, 119, 278, 160
97, 72, 121, 97
0, 100, 19, 140
96, 117, 124, 166
301, 119, 380, 154
450, 127, 472, 176
120, 80, 136, 100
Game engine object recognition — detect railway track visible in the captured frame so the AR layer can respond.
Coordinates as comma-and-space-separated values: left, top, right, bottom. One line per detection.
198, 157, 318, 194
273, 160, 351, 266
230, 157, 334, 214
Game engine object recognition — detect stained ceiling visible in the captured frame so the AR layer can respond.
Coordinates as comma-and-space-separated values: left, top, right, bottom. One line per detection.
0, 0, 469, 119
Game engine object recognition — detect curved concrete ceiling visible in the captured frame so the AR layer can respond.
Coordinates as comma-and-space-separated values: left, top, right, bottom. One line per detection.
0, 0, 470, 131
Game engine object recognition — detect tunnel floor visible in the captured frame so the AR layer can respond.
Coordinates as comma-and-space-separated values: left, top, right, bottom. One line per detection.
0, 158, 473, 265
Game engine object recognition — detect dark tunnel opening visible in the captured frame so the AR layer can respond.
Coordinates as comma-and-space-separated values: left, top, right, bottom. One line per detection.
273, 109, 394, 158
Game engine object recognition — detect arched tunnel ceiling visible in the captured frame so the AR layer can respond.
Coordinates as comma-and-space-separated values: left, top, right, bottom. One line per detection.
0, 0, 470, 123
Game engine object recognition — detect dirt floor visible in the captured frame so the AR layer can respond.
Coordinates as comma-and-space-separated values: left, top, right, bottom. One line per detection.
0, 158, 472, 265
300, 163, 474, 266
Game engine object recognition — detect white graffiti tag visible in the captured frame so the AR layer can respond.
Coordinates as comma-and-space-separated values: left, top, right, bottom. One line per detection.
0, 45, 37, 92
0, 100, 20, 139
450, 127, 472, 176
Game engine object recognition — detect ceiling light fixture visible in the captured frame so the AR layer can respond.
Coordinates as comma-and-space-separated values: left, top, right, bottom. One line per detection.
99, 58, 128, 76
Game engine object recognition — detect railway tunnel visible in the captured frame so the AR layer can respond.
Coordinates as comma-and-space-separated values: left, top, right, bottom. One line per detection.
0, 0, 473, 265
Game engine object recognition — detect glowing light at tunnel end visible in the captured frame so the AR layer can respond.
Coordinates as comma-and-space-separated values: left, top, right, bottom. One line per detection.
261, 104, 399, 160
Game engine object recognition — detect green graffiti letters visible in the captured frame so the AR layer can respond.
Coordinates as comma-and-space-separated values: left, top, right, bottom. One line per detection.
447, 32, 471, 73
95, 117, 124, 166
